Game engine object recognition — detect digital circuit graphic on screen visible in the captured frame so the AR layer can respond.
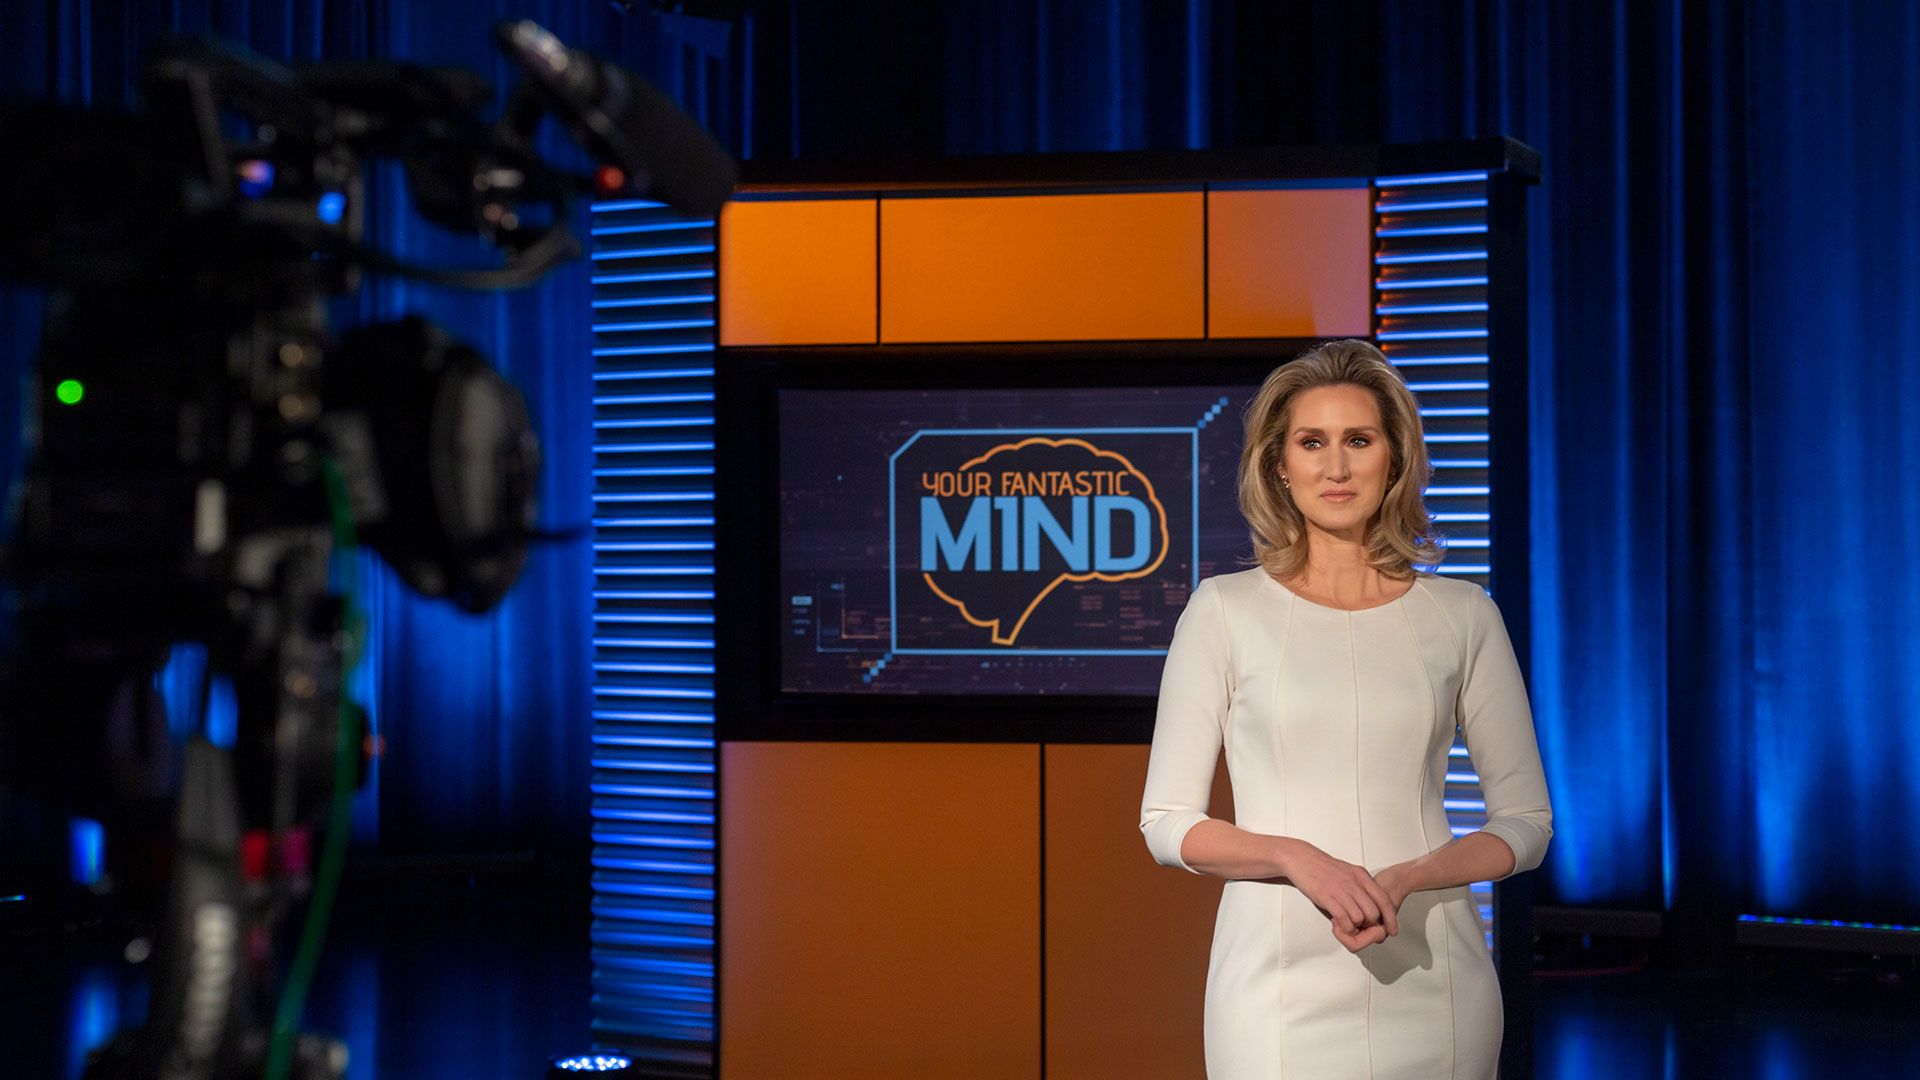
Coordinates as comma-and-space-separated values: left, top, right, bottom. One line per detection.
778, 385, 1257, 695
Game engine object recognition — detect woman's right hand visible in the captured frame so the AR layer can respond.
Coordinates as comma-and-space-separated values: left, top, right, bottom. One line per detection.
1281, 841, 1400, 952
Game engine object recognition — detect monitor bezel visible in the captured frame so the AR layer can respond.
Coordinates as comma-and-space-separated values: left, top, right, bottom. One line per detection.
715, 339, 1321, 744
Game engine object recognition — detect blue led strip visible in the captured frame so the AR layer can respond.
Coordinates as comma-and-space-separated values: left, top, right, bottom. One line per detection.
1739, 914, 1920, 934
1374, 170, 1498, 950
589, 199, 717, 1067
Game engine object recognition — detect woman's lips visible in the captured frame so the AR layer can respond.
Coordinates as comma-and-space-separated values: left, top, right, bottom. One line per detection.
1322, 492, 1356, 502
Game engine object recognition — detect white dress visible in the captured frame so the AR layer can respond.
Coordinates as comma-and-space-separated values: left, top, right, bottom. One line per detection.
1139, 568, 1553, 1079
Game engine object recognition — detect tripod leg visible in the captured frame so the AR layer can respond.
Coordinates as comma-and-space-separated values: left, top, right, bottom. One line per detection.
84, 736, 248, 1079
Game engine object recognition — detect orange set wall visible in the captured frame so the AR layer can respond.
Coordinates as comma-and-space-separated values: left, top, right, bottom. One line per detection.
719, 742, 1235, 1080
714, 185, 1370, 1077
716, 186, 1373, 346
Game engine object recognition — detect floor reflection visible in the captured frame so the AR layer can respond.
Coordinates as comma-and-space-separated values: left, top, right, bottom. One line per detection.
1532, 959, 1919, 1079
5, 891, 1916, 1079
1, 877, 592, 1080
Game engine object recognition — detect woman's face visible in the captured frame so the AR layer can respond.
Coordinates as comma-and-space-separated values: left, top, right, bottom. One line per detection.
1278, 384, 1395, 537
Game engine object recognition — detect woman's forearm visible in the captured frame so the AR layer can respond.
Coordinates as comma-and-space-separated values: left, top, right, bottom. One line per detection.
1178, 818, 1305, 881
1392, 831, 1517, 894
1180, 821, 1520, 898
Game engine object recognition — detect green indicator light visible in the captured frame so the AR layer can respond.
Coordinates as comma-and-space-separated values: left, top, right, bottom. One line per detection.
54, 379, 84, 405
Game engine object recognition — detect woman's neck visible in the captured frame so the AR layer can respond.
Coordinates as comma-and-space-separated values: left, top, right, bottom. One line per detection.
1285, 523, 1394, 597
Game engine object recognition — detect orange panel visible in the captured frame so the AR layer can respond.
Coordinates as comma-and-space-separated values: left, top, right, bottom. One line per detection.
719, 742, 1041, 1080
718, 199, 877, 345
1043, 744, 1233, 1080
1208, 187, 1373, 339
880, 192, 1204, 343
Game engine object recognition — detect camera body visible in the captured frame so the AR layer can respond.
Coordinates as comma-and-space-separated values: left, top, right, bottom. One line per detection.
1, 89, 369, 828
1, 89, 531, 833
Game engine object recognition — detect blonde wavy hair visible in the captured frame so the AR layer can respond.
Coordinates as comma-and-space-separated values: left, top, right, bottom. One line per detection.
1237, 339, 1444, 581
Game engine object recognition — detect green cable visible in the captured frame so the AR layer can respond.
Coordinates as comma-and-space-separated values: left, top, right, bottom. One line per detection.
266, 460, 366, 1080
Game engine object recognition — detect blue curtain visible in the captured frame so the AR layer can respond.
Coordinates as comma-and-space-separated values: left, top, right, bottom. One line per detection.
1, 1, 735, 862
1373, 0, 1758, 950
1742, 3, 1920, 921
751, 0, 1379, 158
1376, 0, 1920, 943
751, 0, 1920, 938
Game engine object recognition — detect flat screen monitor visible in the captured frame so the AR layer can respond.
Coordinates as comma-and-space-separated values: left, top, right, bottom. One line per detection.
776, 383, 1261, 696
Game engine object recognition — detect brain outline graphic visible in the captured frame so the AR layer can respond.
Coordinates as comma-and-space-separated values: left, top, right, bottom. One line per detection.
919, 435, 1170, 646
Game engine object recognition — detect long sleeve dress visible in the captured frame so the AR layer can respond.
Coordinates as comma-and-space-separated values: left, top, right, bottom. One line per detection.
1139, 568, 1553, 1080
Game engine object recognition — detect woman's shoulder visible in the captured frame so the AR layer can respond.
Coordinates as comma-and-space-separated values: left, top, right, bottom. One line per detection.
1407, 571, 1502, 621
1406, 569, 1478, 595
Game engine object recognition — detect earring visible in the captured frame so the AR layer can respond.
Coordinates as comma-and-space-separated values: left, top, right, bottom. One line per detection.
1281, 474, 1291, 489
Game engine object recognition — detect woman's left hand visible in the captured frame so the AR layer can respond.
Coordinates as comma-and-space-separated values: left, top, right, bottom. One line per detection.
1328, 863, 1416, 952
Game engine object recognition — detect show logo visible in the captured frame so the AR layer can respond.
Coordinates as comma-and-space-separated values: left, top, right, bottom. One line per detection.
888, 428, 1197, 654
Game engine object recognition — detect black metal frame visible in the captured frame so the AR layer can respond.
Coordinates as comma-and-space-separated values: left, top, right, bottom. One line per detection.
737, 137, 1541, 191
714, 339, 1316, 745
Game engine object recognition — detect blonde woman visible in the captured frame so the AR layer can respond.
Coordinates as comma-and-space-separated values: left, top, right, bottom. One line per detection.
1139, 339, 1553, 1079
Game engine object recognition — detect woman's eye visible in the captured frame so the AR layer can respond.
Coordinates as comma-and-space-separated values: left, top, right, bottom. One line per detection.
1349, 437, 1371, 447
1301, 439, 1321, 450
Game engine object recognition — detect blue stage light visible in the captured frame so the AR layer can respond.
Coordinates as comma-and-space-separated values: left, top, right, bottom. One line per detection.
1374, 170, 1491, 187
547, 1053, 637, 1076
69, 818, 103, 887
1739, 913, 1920, 934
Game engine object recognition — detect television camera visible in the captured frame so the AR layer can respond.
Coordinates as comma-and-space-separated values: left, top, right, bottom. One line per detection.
0, 21, 734, 1079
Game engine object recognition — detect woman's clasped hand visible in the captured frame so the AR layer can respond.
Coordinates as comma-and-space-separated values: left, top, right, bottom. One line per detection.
1285, 844, 1412, 953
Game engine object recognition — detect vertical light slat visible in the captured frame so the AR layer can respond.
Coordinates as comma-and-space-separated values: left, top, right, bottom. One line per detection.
1374, 171, 1499, 947
590, 199, 718, 1075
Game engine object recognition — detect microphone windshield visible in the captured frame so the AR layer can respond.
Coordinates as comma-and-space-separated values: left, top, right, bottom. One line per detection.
497, 19, 738, 219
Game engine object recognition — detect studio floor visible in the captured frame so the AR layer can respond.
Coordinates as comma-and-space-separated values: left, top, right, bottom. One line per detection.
2, 881, 1915, 1080
1528, 949, 1918, 1078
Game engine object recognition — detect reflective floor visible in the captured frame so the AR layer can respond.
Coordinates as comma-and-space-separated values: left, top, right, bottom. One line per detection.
3, 889, 1916, 1079
1530, 960, 1920, 1079
0, 875, 594, 1080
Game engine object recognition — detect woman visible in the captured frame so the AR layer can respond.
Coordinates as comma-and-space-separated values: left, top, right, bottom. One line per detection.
1139, 339, 1553, 1079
